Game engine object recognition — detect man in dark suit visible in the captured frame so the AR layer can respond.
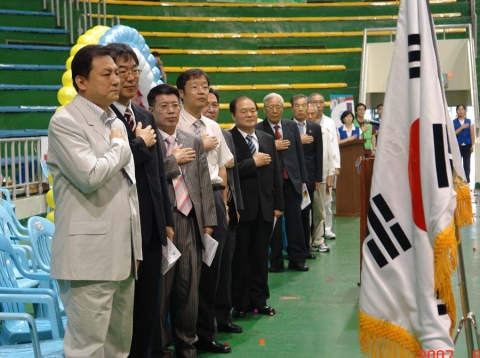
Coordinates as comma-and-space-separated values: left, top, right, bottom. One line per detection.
291, 94, 323, 255
105, 43, 175, 358
229, 96, 284, 317
202, 88, 244, 334
255, 93, 309, 272
148, 84, 217, 358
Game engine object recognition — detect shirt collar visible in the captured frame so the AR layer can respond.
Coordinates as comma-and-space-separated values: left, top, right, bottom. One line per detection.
159, 129, 177, 141
237, 128, 258, 141
266, 118, 282, 129
181, 108, 207, 127
113, 101, 133, 118
77, 95, 117, 126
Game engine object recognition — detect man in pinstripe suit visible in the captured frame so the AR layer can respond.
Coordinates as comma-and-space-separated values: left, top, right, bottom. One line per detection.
148, 84, 217, 358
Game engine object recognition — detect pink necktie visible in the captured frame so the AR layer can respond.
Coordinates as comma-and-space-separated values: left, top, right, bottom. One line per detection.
165, 136, 193, 216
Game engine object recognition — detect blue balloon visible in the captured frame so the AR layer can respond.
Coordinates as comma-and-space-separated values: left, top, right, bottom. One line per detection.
147, 54, 156, 70
135, 35, 145, 50
141, 44, 151, 60
151, 66, 160, 82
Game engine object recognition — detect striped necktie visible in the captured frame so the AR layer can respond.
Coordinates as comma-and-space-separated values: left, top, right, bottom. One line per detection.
193, 119, 202, 137
124, 107, 135, 132
246, 135, 256, 155
165, 136, 193, 216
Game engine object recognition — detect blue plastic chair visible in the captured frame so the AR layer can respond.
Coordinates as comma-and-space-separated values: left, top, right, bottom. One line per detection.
0, 288, 63, 357
0, 188, 15, 209
27, 217, 54, 274
0, 199, 29, 240
0, 232, 66, 345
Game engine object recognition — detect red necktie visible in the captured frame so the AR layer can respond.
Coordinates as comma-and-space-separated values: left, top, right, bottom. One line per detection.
124, 108, 135, 132
274, 125, 289, 179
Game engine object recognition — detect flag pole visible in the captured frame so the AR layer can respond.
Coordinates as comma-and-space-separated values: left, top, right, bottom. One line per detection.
453, 226, 478, 355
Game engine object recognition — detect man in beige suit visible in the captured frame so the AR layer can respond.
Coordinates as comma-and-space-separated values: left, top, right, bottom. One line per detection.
47, 45, 142, 358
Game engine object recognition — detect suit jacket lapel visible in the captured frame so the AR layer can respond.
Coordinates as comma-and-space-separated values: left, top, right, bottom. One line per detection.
262, 119, 275, 137
231, 127, 252, 158
73, 97, 109, 145
110, 104, 136, 141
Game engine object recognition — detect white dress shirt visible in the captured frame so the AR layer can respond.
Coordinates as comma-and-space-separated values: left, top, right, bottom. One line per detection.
317, 114, 341, 169
237, 128, 259, 153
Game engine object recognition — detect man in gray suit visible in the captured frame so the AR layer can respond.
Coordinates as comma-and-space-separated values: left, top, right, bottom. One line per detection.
47, 45, 142, 357
148, 84, 217, 358
202, 88, 244, 334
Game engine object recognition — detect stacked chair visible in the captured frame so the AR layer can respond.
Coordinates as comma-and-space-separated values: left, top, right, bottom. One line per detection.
0, 196, 64, 357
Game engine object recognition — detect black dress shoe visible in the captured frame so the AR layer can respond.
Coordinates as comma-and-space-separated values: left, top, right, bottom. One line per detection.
251, 304, 276, 316
268, 266, 285, 273
195, 340, 232, 354
306, 253, 317, 260
232, 308, 247, 318
218, 322, 243, 333
288, 262, 309, 271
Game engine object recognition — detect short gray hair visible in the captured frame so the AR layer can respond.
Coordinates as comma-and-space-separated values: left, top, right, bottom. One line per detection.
307, 103, 318, 114
308, 93, 324, 103
263, 93, 284, 107
290, 94, 308, 106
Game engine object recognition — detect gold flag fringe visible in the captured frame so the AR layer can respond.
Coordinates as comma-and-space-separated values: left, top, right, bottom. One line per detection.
433, 220, 457, 336
453, 173, 474, 227
359, 310, 420, 358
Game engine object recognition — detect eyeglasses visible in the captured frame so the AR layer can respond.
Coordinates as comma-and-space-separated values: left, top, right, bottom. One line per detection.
206, 103, 219, 109
118, 69, 142, 79
266, 105, 283, 111
190, 85, 210, 93
157, 102, 181, 111
293, 103, 308, 109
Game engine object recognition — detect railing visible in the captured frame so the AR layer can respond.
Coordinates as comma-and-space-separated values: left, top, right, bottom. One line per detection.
44, 0, 107, 44
0, 138, 46, 200
359, 24, 479, 133
471, 0, 477, 57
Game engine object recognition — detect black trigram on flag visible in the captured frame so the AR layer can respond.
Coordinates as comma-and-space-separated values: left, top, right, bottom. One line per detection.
433, 123, 451, 188
408, 34, 421, 79
366, 194, 412, 268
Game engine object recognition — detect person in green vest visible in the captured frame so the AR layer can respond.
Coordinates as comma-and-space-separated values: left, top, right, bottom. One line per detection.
354, 103, 377, 157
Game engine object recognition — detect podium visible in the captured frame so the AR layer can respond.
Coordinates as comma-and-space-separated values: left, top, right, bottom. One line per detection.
335, 139, 365, 217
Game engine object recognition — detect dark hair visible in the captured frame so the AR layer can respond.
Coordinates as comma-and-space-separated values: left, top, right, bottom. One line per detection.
103, 43, 139, 66
151, 51, 160, 57
176, 68, 210, 91
456, 104, 466, 111
71, 45, 112, 92
147, 84, 181, 107
290, 94, 308, 106
229, 96, 258, 115
355, 103, 366, 112
376, 103, 383, 109
209, 87, 220, 102
340, 110, 354, 124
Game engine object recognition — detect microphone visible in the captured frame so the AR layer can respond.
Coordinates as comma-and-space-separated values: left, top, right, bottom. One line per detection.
364, 118, 381, 125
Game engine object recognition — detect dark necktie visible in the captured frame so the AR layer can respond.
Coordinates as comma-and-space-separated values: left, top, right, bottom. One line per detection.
246, 135, 256, 155
124, 107, 135, 132
274, 125, 289, 179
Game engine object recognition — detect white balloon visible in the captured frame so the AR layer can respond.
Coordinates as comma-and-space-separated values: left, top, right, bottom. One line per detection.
132, 48, 145, 68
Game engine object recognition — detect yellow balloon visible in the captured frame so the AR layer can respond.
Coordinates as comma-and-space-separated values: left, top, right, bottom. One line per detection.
46, 190, 55, 209
46, 210, 54, 223
48, 173, 53, 185
66, 56, 74, 71
77, 33, 97, 45
55, 105, 65, 113
57, 86, 77, 106
70, 44, 85, 57
62, 70, 73, 87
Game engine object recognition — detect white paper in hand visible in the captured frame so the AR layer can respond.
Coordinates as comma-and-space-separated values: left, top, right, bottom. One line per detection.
161, 239, 181, 275
202, 233, 218, 267
300, 183, 311, 210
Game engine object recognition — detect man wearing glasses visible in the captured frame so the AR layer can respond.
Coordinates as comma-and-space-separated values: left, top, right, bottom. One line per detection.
176, 69, 234, 354
106, 43, 175, 357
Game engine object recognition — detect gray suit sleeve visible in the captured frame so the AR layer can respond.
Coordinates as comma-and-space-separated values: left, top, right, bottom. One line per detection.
48, 114, 131, 194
